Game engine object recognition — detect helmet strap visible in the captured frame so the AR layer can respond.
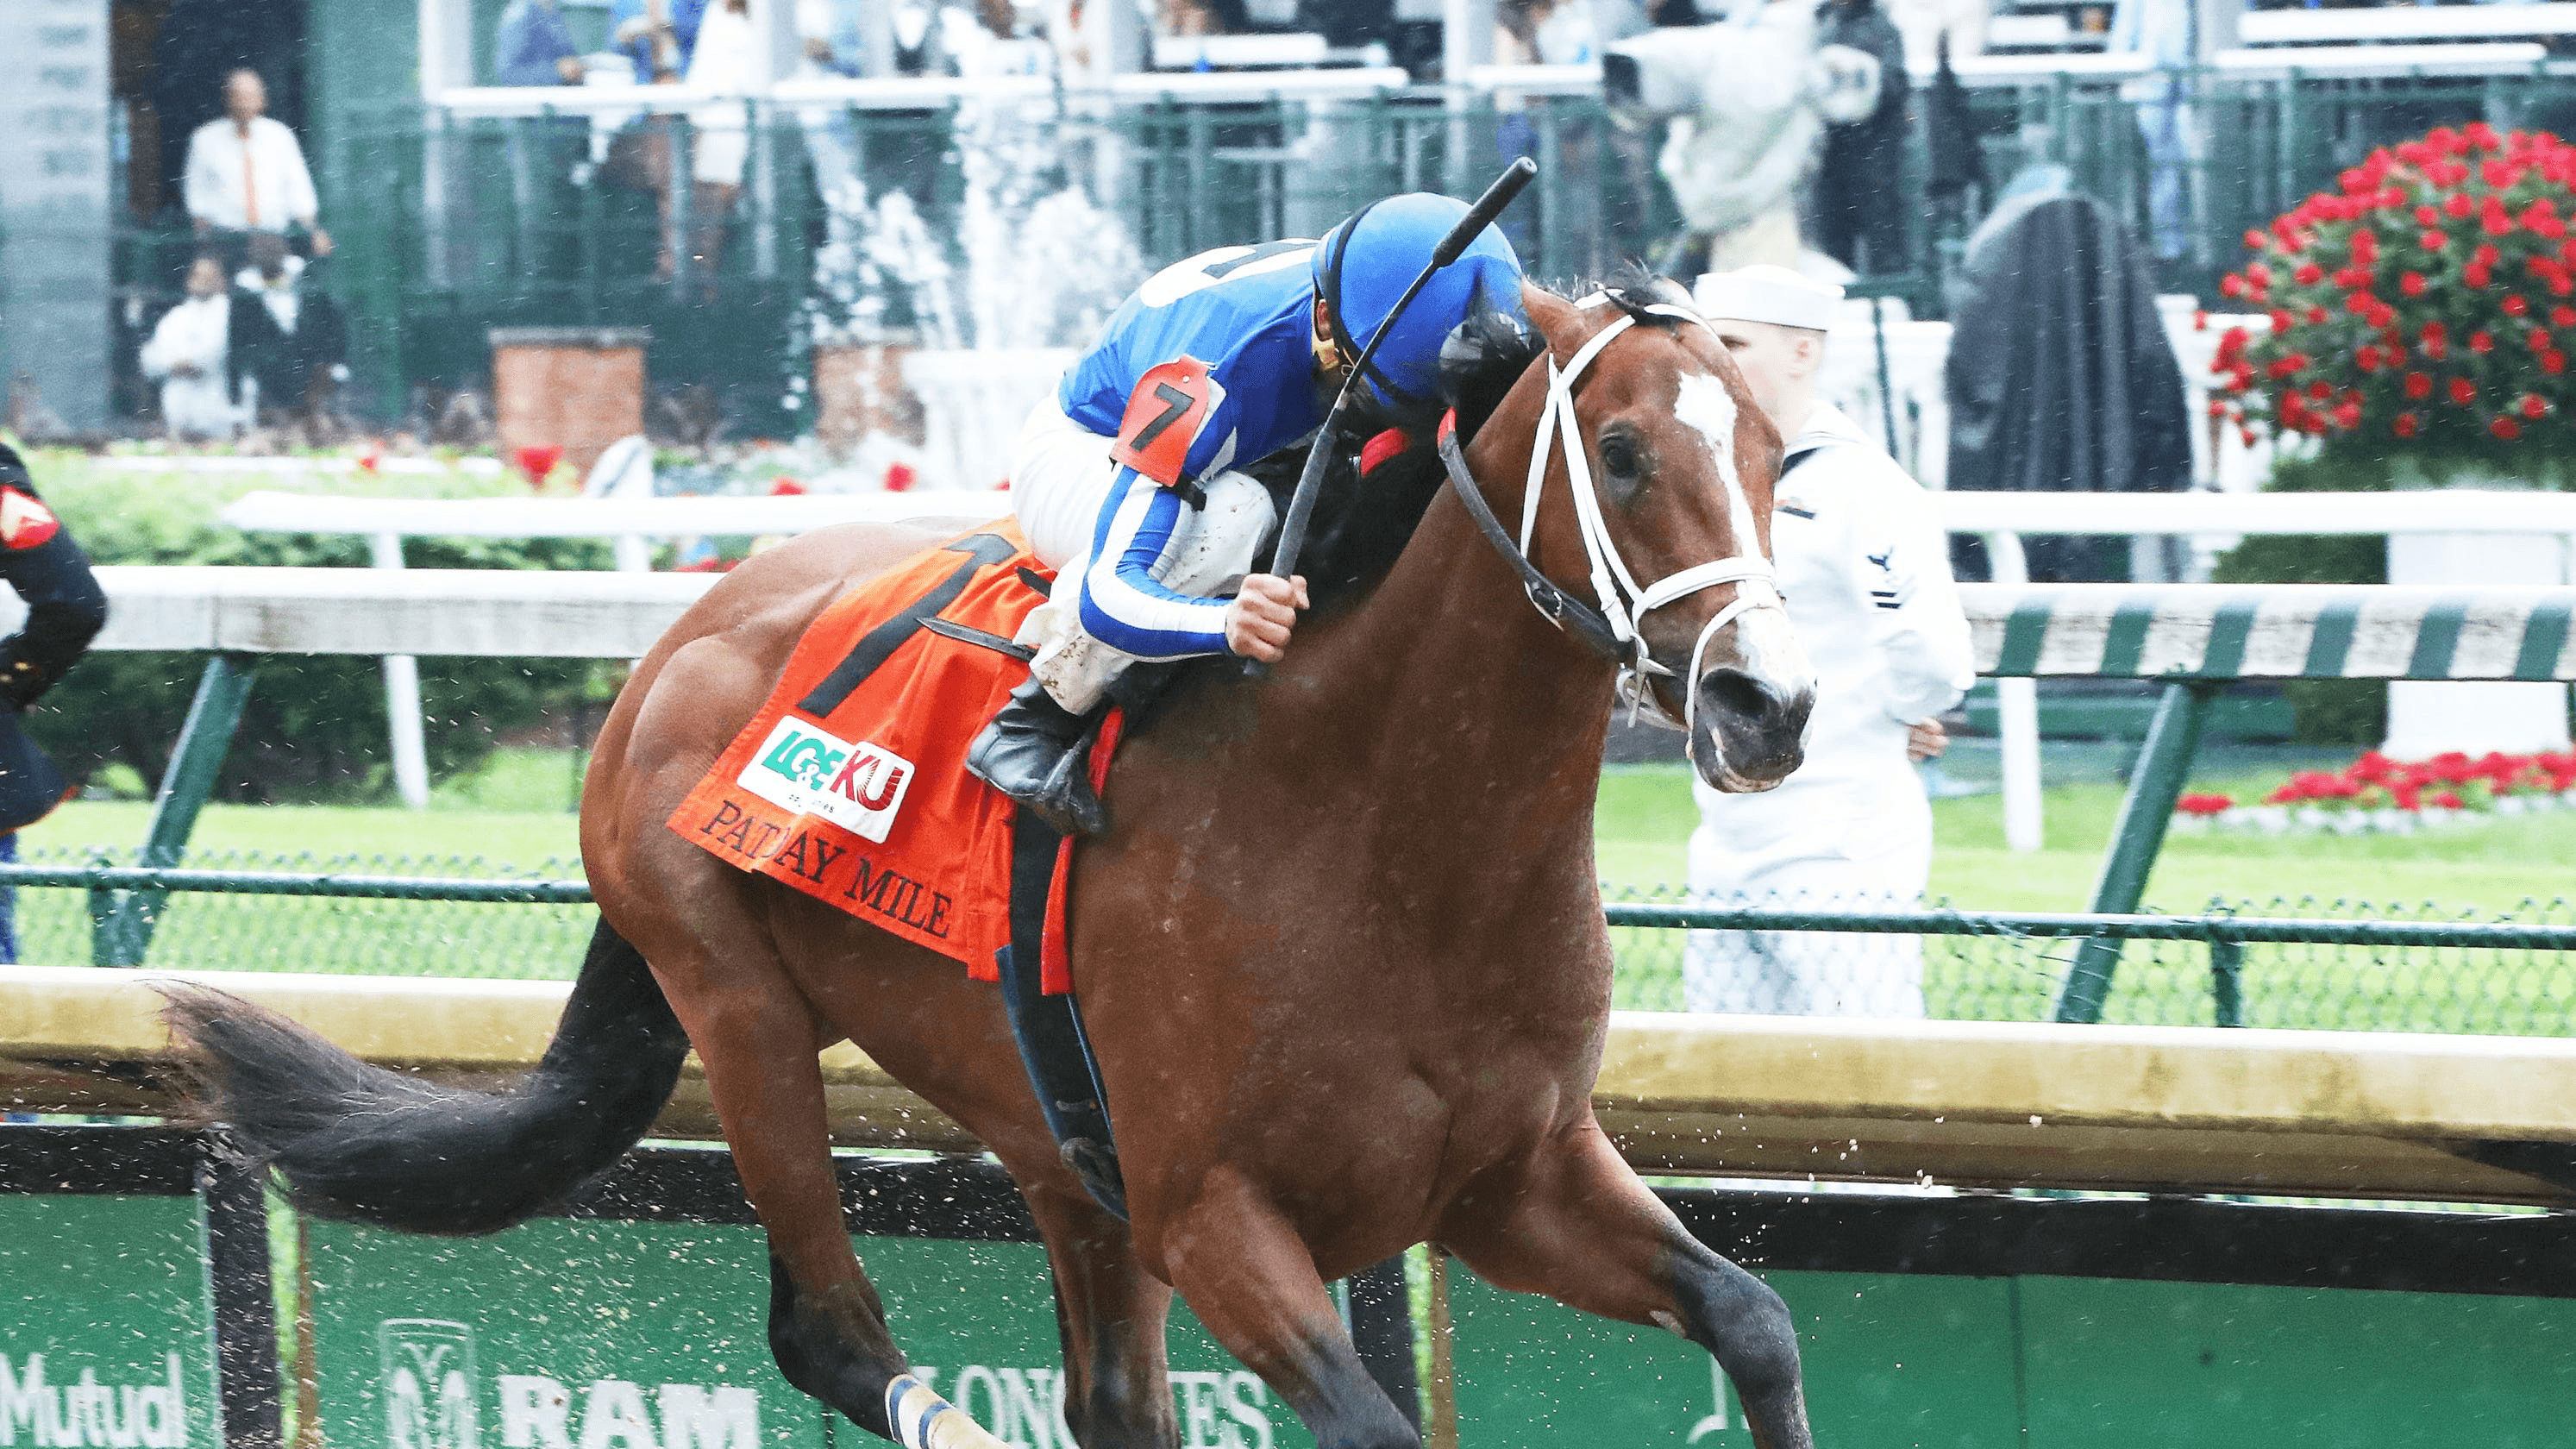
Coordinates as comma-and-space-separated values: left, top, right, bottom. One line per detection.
1319, 198, 1434, 414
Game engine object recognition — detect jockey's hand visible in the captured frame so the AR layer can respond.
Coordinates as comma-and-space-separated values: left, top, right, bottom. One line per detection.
1906, 719, 1948, 762
1225, 574, 1308, 662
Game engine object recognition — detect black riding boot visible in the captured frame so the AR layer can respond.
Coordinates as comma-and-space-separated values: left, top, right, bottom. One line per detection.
967, 676, 1107, 837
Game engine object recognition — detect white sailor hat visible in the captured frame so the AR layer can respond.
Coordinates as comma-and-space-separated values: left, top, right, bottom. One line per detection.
1692, 265, 1844, 332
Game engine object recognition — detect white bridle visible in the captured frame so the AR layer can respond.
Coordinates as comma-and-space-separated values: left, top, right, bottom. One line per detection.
1511, 298, 1787, 735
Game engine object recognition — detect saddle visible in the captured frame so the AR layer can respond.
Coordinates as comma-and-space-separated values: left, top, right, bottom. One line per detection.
668, 523, 1133, 1218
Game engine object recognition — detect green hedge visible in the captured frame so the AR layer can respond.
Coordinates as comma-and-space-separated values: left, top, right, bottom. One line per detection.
23, 453, 613, 804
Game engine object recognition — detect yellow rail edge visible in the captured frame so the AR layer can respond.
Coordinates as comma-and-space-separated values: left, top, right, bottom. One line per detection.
8, 964, 2572, 1205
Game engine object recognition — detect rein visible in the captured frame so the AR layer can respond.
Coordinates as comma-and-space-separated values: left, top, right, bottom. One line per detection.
1432, 300, 1785, 735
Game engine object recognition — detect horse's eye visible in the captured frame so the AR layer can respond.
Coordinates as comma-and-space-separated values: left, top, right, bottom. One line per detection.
1601, 436, 1639, 481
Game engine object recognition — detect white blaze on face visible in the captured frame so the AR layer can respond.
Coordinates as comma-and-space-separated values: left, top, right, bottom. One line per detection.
1671, 372, 1764, 563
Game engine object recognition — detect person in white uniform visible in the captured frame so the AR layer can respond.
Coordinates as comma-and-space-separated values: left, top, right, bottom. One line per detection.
1684, 265, 1975, 1017
139, 256, 247, 442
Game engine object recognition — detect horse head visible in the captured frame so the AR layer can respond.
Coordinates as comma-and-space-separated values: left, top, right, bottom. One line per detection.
1458, 271, 1816, 791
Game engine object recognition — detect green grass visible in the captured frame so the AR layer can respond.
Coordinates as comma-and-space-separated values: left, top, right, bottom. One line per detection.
1597, 762, 2576, 913
50, 751, 2576, 913
27, 747, 586, 869
22, 750, 2576, 1030
1595, 762, 2576, 1032
9, 749, 592, 977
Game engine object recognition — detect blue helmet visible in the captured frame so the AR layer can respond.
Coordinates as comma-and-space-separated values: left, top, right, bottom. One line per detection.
1313, 193, 1529, 417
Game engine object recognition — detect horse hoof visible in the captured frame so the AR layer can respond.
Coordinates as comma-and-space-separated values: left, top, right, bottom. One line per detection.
887, 1374, 1013, 1449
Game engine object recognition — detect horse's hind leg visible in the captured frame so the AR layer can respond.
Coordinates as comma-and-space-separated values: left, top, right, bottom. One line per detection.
1024, 1182, 1180, 1449
649, 933, 915, 1433
1156, 1172, 1419, 1449
1438, 1125, 1814, 1449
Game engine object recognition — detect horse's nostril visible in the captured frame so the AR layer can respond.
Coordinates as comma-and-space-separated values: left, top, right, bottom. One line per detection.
1698, 668, 1769, 724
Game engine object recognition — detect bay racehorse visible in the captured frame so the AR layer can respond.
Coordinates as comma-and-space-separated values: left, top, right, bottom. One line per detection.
169, 272, 1821, 1449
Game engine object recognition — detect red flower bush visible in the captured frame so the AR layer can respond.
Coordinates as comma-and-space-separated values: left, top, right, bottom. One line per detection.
2177, 792, 2236, 816
2212, 123, 2576, 447
2232, 749, 2576, 816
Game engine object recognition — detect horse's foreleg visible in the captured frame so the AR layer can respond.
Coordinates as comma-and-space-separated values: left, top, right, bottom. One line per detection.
1156, 1170, 1419, 1449
1024, 1183, 1180, 1449
667, 969, 913, 1435
1438, 1125, 1814, 1449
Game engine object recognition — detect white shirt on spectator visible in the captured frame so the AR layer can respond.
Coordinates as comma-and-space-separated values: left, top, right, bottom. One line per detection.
687, 3, 763, 186
139, 295, 243, 440
1684, 400, 1975, 1017
183, 116, 320, 233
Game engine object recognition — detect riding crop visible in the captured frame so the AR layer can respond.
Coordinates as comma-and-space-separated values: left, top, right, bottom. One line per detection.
1244, 156, 1541, 679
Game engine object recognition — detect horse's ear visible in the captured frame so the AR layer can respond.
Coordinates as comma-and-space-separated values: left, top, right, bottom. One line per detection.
1520, 282, 1582, 349
1604, 260, 1694, 312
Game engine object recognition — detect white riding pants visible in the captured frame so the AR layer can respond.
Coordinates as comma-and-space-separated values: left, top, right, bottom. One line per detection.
1008, 396, 1276, 712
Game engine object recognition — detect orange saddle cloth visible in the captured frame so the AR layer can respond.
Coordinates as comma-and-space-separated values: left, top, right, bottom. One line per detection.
668, 524, 1050, 975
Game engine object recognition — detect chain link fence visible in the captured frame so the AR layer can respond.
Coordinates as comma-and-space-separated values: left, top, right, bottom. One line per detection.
1604, 885, 2576, 1035
16, 845, 2576, 1035
10, 845, 595, 980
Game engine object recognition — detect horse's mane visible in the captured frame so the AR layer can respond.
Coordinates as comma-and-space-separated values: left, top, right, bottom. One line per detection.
1268, 265, 1690, 603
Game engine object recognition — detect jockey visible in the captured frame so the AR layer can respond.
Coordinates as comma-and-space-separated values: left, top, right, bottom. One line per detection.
971, 192, 1528, 834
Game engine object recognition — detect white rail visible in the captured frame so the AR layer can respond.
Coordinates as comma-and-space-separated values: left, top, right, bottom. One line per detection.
2240, 3, 2576, 46
219, 489, 1013, 542
215, 490, 1007, 804
1934, 490, 2576, 852
1936, 489, 2576, 536
215, 488, 2576, 825
429, 66, 1419, 118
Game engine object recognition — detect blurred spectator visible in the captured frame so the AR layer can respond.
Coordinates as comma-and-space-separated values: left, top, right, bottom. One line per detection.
1495, 0, 1548, 182
682, 0, 762, 293
1684, 267, 1974, 1018
1497, 0, 1597, 65
1593, 0, 1652, 44
496, 0, 588, 85
2109, 0, 2197, 260
1301, 0, 1399, 50
799, 0, 869, 72
1944, 181, 2192, 581
1921, 32, 1988, 233
1536, 0, 1597, 60
1161, 0, 1227, 36
1607, 3, 1877, 273
1884, 0, 1986, 71
795, 0, 872, 247
139, 256, 247, 442
1808, 0, 1913, 275
610, 0, 709, 81
229, 232, 349, 434
182, 69, 330, 259
598, 0, 730, 285
147, 0, 306, 221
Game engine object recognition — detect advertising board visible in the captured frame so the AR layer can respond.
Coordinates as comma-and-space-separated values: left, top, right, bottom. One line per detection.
306, 1221, 1313, 1449
0, 1195, 222, 1449
1451, 1264, 2576, 1447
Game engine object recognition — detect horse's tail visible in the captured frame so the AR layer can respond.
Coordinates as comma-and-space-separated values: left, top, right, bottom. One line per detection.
162, 918, 691, 1236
